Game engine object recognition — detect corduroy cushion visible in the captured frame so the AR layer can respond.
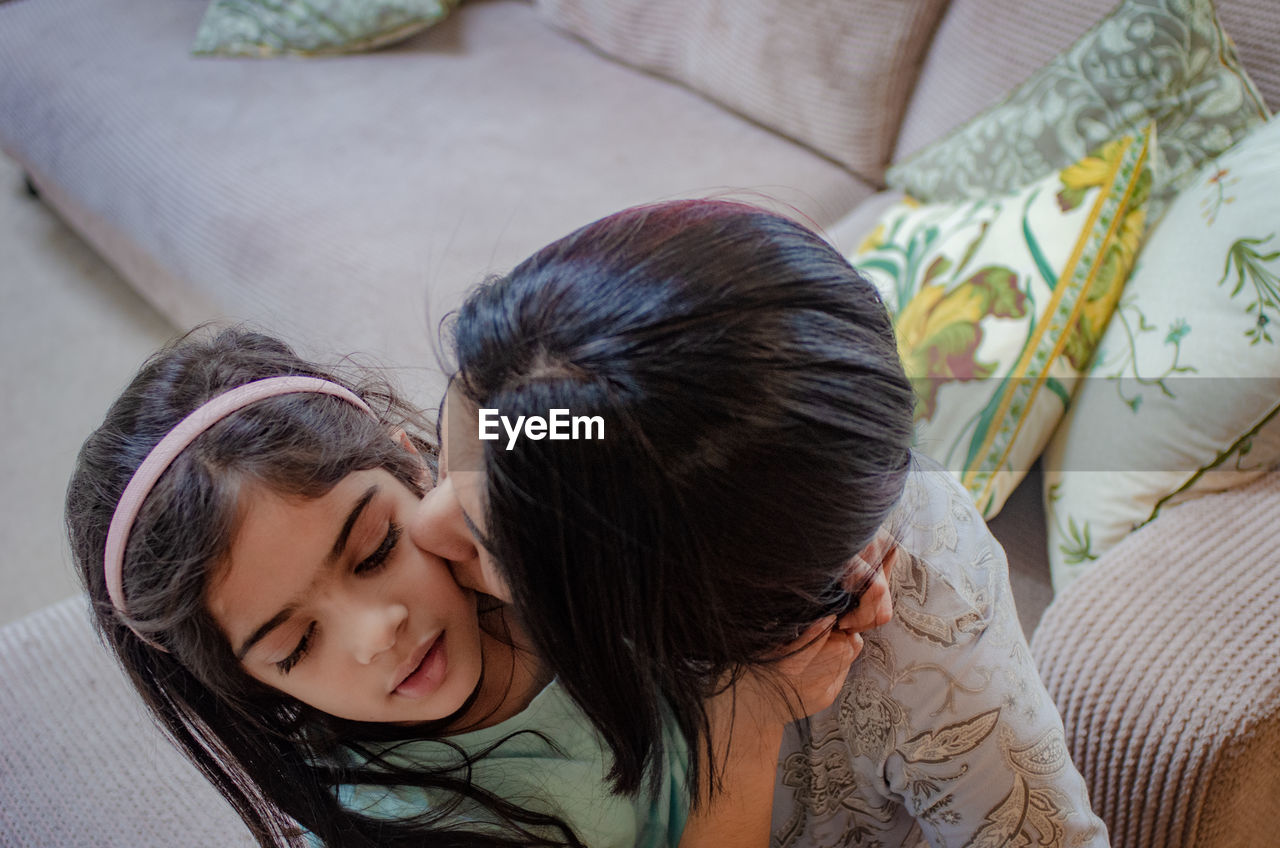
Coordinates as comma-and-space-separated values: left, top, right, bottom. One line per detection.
1031, 471, 1280, 848
533, 0, 949, 182
0, 0, 871, 401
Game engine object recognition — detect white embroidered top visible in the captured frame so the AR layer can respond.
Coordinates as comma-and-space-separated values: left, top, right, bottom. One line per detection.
772, 455, 1109, 847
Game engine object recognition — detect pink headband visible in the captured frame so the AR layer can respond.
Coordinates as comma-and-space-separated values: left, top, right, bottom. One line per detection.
104, 376, 378, 624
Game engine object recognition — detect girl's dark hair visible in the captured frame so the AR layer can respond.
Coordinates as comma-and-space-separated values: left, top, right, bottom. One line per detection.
447, 200, 915, 801
66, 327, 583, 848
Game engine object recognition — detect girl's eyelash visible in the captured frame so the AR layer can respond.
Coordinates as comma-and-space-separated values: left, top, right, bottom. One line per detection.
277, 622, 315, 675
273, 522, 401, 676
354, 521, 401, 575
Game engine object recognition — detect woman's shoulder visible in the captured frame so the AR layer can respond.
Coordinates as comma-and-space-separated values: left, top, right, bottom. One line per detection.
894, 453, 987, 547
881, 453, 1014, 640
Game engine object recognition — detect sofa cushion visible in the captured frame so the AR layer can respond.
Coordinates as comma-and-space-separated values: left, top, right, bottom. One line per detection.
1042, 116, 1280, 591
847, 129, 1152, 518
887, 0, 1269, 210
192, 0, 458, 57
0, 0, 871, 409
533, 0, 949, 183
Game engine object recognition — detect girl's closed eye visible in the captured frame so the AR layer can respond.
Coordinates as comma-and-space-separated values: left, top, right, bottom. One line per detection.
277, 621, 316, 675
274, 523, 401, 676
355, 522, 402, 575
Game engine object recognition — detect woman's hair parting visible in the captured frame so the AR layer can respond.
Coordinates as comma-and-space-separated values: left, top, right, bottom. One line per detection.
66, 327, 583, 848
445, 199, 916, 801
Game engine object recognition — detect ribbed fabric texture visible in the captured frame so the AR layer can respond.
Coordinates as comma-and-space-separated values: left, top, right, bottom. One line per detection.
535, 0, 949, 182
1032, 472, 1280, 848
0, 598, 255, 847
0, 0, 870, 407
1213, 0, 1280, 114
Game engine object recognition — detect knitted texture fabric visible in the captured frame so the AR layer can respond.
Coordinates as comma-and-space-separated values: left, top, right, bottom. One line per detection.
1032, 472, 1280, 848
0, 598, 255, 847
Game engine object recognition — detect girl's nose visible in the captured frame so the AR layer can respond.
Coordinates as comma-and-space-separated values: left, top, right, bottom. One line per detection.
349, 600, 409, 665
410, 481, 482, 565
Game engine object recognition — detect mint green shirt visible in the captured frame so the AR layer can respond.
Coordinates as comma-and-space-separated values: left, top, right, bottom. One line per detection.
323, 680, 689, 847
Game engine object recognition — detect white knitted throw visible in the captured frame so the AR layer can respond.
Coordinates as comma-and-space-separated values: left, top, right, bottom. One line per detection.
1033, 472, 1280, 848
0, 598, 255, 847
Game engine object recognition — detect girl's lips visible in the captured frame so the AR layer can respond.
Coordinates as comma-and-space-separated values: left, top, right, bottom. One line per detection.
394, 634, 448, 698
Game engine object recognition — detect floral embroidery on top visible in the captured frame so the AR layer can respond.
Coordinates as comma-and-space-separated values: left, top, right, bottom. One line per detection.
771, 461, 1107, 848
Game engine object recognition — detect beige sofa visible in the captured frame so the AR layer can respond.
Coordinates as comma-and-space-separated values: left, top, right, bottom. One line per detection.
0, 0, 1277, 845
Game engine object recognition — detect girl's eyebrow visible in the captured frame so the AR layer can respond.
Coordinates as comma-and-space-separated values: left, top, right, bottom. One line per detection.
330, 486, 379, 560
235, 605, 297, 662
234, 485, 379, 661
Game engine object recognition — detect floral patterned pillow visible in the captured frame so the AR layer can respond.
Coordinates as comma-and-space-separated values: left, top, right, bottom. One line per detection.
885, 0, 1268, 213
1043, 117, 1280, 591
193, 0, 458, 57
848, 127, 1153, 518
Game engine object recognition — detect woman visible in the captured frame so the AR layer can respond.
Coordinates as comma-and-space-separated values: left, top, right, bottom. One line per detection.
412, 198, 1108, 846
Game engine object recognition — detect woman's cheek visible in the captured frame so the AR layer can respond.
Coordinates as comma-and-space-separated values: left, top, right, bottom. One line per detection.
479, 557, 514, 604
448, 554, 513, 603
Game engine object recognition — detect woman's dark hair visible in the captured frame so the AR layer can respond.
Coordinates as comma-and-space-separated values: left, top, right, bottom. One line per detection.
66, 327, 583, 848
446, 200, 915, 801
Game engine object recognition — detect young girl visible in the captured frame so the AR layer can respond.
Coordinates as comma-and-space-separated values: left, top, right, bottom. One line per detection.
412, 199, 1110, 846
66, 327, 860, 848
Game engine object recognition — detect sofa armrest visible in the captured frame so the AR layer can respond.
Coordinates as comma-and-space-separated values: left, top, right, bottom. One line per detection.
1031, 472, 1280, 848
0, 598, 254, 847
